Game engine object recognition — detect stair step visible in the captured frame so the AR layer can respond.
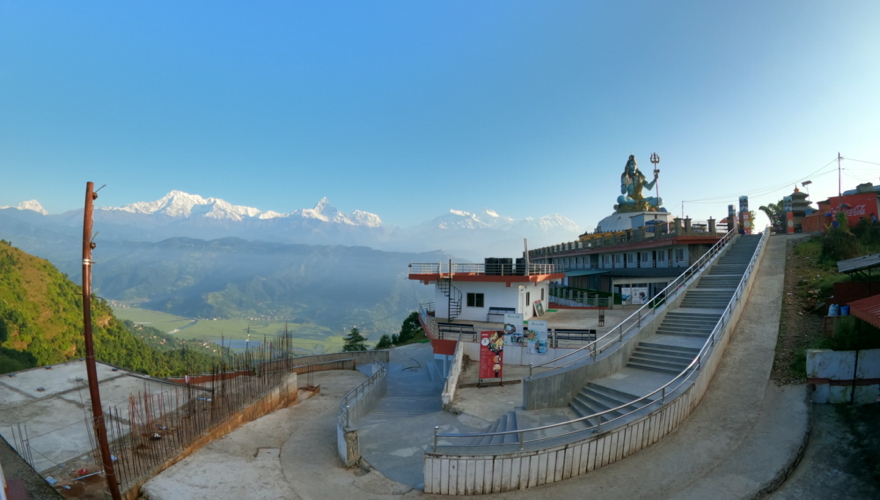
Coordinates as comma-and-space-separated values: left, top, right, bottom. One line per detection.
580, 387, 647, 413
626, 362, 683, 375
489, 414, 509, 445
477, 419, 499, 446
635, 347, 696, 360
639, 342, 701, 353
628, 355, 691, 371
632, 350, 695, 364
657, 330, 712, 338
573, 393, 624, 420
503, 411, 519, 444
585, 382, 646, 402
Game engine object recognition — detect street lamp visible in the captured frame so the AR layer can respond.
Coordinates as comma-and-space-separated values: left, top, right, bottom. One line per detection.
802, 180, 812, 197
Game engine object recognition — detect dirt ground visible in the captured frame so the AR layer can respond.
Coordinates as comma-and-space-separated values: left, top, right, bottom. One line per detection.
772, 235, 826, 384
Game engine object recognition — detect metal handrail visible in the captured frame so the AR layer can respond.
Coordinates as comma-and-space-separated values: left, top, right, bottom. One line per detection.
433, 228, 768, 450
528, 227, 737, 375
337, 359, 387, 429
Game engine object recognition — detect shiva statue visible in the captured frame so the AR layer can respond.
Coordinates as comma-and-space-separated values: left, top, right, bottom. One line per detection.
616, 154, 662, 212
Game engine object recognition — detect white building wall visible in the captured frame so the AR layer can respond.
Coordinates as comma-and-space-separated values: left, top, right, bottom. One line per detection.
432, 280, 552, 322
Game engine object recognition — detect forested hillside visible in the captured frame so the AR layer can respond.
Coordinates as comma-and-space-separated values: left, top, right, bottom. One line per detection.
0, 240, 217, 375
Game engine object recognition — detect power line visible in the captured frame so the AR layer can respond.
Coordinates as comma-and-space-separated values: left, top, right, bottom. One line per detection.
683, 157, 838, 204
845, 157, 880, 167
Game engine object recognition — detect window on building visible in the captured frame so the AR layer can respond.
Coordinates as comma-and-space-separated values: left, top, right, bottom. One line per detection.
526, 292, 531, 305
466, 293, 484, 307
627, 253, 634, 263
642, 252, 649, 262
676, 248, 685, 261
658, 251, 666, 262
615, 254, 622, 264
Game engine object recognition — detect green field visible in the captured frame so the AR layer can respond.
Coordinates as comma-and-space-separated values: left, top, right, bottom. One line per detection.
112, 307, 352, 353
112, 307, 193, 332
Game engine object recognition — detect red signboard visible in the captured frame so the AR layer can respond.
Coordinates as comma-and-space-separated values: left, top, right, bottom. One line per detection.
479, 331, 504, 380
818, 193, 879, 227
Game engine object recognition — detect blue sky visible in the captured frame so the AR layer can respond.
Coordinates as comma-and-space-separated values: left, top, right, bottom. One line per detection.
2, 1, 879, 230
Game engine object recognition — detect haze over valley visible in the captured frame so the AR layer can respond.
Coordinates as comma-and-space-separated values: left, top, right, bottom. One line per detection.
0, 190, 582, 345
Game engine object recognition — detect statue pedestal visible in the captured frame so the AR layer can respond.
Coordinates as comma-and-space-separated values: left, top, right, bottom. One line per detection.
595, 211, 672, 233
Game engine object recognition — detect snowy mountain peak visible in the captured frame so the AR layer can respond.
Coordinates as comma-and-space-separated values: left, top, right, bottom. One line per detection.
97, 191, 382, 227
423, 207, 580, 234
14, 200, 49, 215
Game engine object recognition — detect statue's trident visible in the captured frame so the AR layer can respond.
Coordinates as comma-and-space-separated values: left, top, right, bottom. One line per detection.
650, 152, 661, 204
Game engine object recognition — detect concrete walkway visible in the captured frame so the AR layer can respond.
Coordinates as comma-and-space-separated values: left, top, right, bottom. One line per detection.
143, 236, 816, 499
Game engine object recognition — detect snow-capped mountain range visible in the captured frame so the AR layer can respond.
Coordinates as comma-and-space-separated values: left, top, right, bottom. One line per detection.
100, 190, 383, 227
422, 208, 579, 233
0, 200, 48, 215
1, 191, 581, 258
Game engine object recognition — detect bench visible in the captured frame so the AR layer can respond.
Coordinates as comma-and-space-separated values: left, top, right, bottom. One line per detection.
487, 307, 516, 322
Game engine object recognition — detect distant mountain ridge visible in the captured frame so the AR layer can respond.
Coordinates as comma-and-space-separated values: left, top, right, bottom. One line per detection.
1, 190, 582, 257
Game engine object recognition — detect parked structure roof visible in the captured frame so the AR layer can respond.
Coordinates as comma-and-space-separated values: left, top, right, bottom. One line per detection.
848, 293, 880, 329
837, 253, 880, 274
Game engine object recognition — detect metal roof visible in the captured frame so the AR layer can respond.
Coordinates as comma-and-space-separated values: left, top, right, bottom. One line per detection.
848, 293, 880, 329
837, 253, 880, 274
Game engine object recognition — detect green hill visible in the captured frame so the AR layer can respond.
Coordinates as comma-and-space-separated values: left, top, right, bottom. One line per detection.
0, 240, 217, 376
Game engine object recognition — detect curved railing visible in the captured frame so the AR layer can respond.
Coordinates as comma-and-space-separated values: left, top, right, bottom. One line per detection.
434, 228, 767, 451
337, 359, 387, 429
527, 227, 737, 377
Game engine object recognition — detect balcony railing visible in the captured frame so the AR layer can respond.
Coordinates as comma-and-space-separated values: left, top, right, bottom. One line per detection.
408, 262, 562, 275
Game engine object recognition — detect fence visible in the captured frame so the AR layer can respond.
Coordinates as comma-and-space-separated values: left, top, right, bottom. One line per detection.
336, 360, 389, 466
79, 329, 384, 498
409, 262, 561, 276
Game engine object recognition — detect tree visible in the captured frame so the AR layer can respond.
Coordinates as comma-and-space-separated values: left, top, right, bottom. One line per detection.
342, 326, 368, 352
374, 334, 392, 350
398, 311, 421, 343
759, 201, 784, 232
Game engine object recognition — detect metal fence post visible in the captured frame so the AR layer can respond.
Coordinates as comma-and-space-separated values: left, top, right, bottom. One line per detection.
519, 432, 524, 451
529, 363, 533, 378
434, 426, 439, 451
661, 387, 666, 404
346, 405, 351, 428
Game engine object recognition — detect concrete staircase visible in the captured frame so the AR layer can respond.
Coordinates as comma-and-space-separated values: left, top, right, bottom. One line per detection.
626, 342, 702, 374
655, 311, 723, 338
471, 410, 520, 445
568, 382, 656, 424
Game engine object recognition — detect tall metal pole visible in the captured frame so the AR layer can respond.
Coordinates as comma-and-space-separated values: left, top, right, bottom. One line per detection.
81, 182, 122, 500
838, 152, 842, 214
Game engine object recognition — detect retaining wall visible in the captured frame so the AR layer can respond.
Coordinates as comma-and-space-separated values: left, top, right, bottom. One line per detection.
423, 231, 768, 494
807, 348, 880, 403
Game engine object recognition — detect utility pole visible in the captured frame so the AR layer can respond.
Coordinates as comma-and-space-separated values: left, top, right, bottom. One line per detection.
81, 182, 122, 500
838, 152, 842, 214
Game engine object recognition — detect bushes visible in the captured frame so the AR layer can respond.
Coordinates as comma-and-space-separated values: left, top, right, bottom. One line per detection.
821, 213, 859, 261
827, 316, 880, 351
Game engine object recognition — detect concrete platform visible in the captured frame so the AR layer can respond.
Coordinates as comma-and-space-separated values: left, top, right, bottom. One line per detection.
0, 360, 179, 474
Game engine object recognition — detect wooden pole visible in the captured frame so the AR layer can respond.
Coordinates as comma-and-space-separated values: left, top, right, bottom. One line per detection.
81, 182, 122, 500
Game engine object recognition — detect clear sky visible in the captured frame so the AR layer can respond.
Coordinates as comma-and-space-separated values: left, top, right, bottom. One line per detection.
2, 1, 879, 230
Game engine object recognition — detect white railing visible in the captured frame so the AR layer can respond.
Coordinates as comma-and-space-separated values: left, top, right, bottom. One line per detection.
433, 228, 767, 451
526, 227, 738, 377
409, 262, 561, 275
337, 360, 387, 429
